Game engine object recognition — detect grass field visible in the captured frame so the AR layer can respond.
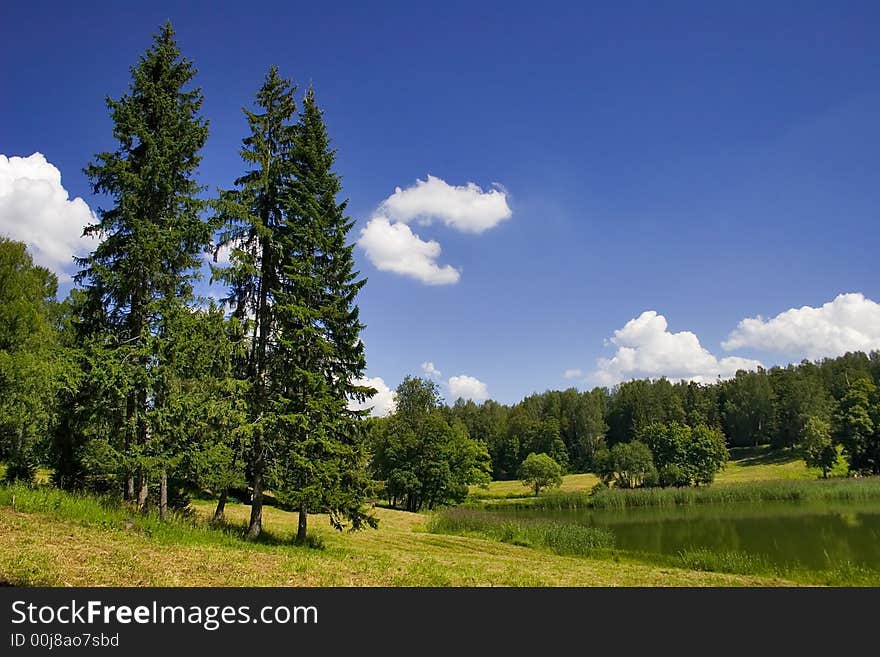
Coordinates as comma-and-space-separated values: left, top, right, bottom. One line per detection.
0, 484, 789, 587
470, 472, 600, 499
470, 446, 832, 502
0, 447, 858, 587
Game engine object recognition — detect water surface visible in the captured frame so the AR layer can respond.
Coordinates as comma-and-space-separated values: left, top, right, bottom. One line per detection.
500, 501, 880, 571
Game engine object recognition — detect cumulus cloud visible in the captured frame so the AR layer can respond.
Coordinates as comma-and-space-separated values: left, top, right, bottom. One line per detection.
563, 368, 583, 379
348, 376, 396, 417
421, 361, 442, 378
358, 175, 510, 285
380, 174, 511, 234
722, 293, 880, 360
358, 216, 460, 285
593, 311, 763, 385
447, 375, 490, 402
0, 152, 95, 278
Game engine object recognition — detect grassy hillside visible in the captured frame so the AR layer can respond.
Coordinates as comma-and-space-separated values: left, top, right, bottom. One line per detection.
0, 484, 788, 587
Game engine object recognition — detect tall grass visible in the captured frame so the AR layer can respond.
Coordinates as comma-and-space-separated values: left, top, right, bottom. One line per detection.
588, 478, 880, 510
0, 483, 290, 548
676, 548, 777, 576
488, 477, 880, 511
428, 508, 614, 556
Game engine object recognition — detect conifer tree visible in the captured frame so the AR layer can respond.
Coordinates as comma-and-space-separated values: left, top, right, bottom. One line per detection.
75, 21, 210, 508
211, 65, 298, 538
270, 88, 376, 542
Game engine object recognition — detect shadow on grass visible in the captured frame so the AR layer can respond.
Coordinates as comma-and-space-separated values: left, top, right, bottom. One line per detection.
730, 446, 802, 467
207, 518, 326, 550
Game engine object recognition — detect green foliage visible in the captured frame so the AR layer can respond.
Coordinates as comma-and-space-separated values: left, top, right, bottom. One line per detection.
267, 85, 376, 534
720, 369, 776, 447
212, 69, 376, 538
607, 378, 685, 445
371, 377, 490, 511
609, 440, 656, 489
72, 21, 212, 507
687, 424, 729, 485
0, 238, 71, 483
770, 362, 830, 449
519, 452, 563, 496
448, 352, 880, 482
834, 378, 880, 475
803, 416, 837, 478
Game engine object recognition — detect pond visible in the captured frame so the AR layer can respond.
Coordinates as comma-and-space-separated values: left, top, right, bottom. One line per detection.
498, 501, 880, 571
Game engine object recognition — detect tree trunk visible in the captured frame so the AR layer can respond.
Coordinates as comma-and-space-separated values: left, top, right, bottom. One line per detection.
126, 475, 135, 501
296, 505, 308, 544
137, 471, 148, 512
213, 490, 227, 524
247, 467, 264, 540
159, 470, 168, 521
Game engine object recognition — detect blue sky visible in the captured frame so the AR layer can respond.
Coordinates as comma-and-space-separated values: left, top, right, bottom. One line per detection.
2, 1, 879, 409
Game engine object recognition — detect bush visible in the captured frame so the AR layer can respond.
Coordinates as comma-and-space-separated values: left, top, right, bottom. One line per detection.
658, 464, 689, 487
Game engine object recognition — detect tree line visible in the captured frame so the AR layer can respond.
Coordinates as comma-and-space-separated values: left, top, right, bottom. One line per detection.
0, 22, 375, 541
447, 351, 880, 481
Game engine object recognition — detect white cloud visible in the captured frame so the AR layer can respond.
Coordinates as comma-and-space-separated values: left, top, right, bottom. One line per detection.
357, 216, 460, 285
563, 368, 583, 379
722, 293, 880, 360
381, 175, 511, 234
421, 361, 442, 378
0, 152, 95, 279
205, 243, 231, 266
447, 374, 490, 402
348, 376, 396, 417
593, 310, 763, 386
358, 175, 510, 285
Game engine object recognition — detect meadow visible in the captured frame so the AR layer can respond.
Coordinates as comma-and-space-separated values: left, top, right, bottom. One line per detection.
0, 484, 783, 587
0, 447, 872, 587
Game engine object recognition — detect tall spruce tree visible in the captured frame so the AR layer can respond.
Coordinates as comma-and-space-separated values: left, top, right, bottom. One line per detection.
270, 88, 376, 542
74, 21, 210, 509
211, 65, 298, 539
214, 73, 375, 540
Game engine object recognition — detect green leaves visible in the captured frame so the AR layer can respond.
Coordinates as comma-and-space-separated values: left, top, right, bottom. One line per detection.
0, 238, 68, 483
519, 452, 563, 496
834, 378, 880, 474
371, 378, 490, 511
639, 422, 728, 487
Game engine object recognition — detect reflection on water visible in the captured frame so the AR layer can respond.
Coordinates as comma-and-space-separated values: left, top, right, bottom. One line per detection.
499, 501, 880, 570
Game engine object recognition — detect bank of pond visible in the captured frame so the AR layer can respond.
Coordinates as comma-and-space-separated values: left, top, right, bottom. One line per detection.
434, 477, 880, 585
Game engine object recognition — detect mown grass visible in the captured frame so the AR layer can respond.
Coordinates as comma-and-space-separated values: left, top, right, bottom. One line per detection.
0, 483, 787, 587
